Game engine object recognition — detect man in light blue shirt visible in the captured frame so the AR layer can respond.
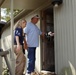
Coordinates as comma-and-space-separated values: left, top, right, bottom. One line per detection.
24, 15, 44, 75
25, 22, 42, 47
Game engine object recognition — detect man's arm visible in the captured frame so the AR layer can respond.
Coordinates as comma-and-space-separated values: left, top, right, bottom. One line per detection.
40, 32, 45, 40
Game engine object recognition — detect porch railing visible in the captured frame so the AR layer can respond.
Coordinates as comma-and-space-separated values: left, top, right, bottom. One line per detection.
0, 48, 13, 75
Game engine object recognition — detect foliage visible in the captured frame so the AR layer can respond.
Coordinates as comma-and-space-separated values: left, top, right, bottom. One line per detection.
2, 67, 9, 75
1, 8, 21, 22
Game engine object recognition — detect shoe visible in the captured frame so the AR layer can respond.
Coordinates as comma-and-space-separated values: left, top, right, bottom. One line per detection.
26, 73, 31, 75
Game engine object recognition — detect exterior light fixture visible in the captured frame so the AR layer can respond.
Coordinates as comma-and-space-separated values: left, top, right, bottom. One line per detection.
52, 0, 63, 7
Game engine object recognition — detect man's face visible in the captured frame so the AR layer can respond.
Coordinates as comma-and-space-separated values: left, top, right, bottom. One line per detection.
32, 18, 39, 24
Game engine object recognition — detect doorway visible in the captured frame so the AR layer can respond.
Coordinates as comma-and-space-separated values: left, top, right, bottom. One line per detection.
41, 7, 55, 72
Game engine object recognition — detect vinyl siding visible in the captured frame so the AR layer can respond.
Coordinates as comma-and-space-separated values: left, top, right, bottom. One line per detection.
54, 0, 76, 75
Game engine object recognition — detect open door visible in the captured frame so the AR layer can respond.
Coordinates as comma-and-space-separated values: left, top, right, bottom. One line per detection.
41, 7, 55, 72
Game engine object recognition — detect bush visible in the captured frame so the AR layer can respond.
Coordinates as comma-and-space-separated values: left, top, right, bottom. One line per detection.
2, 68, 9, 75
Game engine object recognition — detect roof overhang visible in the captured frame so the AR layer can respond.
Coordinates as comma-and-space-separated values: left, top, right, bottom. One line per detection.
1, 0, 47, 9
0, 0, 5, 7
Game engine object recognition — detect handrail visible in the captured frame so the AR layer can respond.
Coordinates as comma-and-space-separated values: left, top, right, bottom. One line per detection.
0, 49, 9, 56
0, 48, 13, 75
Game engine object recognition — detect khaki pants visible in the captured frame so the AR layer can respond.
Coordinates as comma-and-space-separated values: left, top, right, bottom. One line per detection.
14, 45, 26, 75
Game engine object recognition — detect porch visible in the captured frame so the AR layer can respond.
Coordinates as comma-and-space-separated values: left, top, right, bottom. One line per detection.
1, 0, 76, 75
0, 0, 55, 75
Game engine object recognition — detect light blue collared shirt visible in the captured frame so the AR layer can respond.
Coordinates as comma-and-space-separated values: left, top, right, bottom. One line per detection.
24, 22, 42, 47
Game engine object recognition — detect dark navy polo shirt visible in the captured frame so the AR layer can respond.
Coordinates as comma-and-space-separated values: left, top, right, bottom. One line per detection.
14, 27, 24, 45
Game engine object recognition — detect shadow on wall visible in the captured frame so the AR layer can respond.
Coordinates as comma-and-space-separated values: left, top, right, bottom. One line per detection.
59, 61, 76, 75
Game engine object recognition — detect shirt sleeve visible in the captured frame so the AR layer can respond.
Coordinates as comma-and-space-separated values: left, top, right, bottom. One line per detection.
24, 25, 29, 34
15, 28, 22, 36
38, 28, 42, 35
39, 30, 42, 35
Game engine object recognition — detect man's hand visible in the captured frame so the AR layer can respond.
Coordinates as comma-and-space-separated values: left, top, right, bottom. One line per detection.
24, 44, 28, 50
23, 36, 28, 50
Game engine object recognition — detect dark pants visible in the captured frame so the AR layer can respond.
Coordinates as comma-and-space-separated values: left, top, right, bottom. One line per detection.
27, 47, 36, 74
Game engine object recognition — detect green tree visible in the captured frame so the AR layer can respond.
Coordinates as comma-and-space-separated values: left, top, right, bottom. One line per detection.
1, 8, 21, 22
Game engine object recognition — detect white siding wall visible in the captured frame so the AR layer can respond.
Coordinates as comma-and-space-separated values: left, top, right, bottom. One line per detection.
54, 0, 76, 75
1, 27, 11, 50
